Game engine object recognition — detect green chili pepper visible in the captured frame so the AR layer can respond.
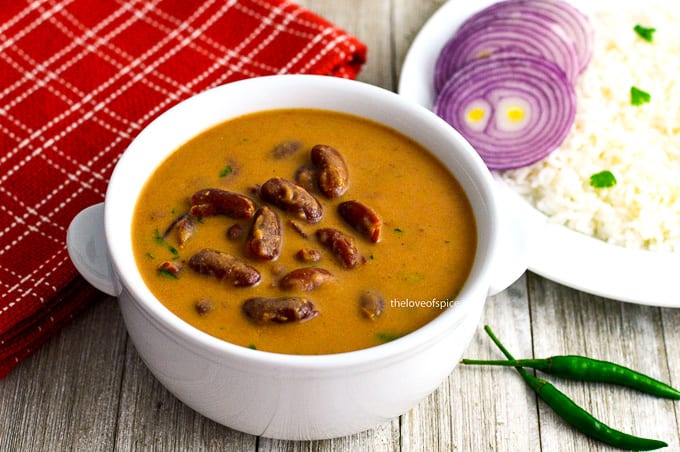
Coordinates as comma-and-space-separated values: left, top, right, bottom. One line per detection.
481, 326, 668, 451
461, 356, 680, 399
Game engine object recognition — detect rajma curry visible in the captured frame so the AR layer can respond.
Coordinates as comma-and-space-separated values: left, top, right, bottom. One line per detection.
132, 109, 477, 354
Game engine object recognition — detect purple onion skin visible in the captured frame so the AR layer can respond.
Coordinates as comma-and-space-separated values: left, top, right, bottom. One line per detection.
434, 53, 576, 170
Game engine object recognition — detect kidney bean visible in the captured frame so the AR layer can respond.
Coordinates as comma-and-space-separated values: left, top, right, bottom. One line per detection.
158, 260, 183, 277
227, 223, 244, 241
310, 144, 349, 198
194, 298, 215, 315
242, 297, 319, 323
218, 159, 239, 179
246, 206, 282, 261
190, 204, 215, 218
295, 247, 321, 263
188, 248, 261, 287
359, 290, 384, 320
163, 212, 195, 248
190, 188, 256, 219
278, 267, 334, 291
294, 164, 317, 192
338, 200, 382, 243
315, 228, 365, 269
259, 177, 323, 224
272, 140, 302, 159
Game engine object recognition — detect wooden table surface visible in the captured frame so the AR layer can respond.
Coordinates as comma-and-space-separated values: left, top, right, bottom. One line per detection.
2, 1, 679, 451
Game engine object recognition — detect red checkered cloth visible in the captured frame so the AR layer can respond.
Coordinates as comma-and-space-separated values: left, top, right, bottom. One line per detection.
0, 0, 366, 378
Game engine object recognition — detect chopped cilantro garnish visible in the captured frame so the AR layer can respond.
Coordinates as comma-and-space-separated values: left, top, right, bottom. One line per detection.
153, 229, 180, 257
590, 170, 617, 189
158, 268, 178, 279
634, 24, 656, 42
630, 86, 651, 106
393, 227, 403, 233
247, 344, 257, 350
400, 273, 425, 283
219, 165, 233, 177
153, 228, 164, 244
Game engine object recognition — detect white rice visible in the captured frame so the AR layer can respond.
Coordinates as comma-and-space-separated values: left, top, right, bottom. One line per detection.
500, 2, 680, 252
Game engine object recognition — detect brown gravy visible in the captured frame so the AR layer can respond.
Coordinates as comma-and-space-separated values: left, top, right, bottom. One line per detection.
131, 109, 477, 354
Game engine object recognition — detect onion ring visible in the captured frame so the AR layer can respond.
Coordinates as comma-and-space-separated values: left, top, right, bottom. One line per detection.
434, 13, 580, 92
434, 53, 576, 170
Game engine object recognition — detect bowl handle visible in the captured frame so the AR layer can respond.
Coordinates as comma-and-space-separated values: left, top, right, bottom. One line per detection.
66, 203, 122, 296
487, 185, 533, 296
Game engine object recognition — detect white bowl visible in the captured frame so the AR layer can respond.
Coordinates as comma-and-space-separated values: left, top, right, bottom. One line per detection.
67, 75, 526, 440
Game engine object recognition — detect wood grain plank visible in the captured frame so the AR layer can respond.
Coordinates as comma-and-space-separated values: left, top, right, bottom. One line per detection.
529, 274, 680, 451
257, 419, 400, 452
0, 298, 126, 452
660, 306, 680, 450
392, 0, 447, 82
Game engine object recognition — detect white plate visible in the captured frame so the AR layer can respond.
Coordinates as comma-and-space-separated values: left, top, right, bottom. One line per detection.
398, 0, 680, 307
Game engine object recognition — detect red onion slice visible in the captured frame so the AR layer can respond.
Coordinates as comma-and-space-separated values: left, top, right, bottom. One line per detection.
456, 0, 594, 74
457, 0, 595, 73
434, 53, 576, 170
434, 13, 579, 93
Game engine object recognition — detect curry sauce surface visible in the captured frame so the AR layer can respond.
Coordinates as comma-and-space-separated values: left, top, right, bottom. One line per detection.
132, 109, 476, 354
